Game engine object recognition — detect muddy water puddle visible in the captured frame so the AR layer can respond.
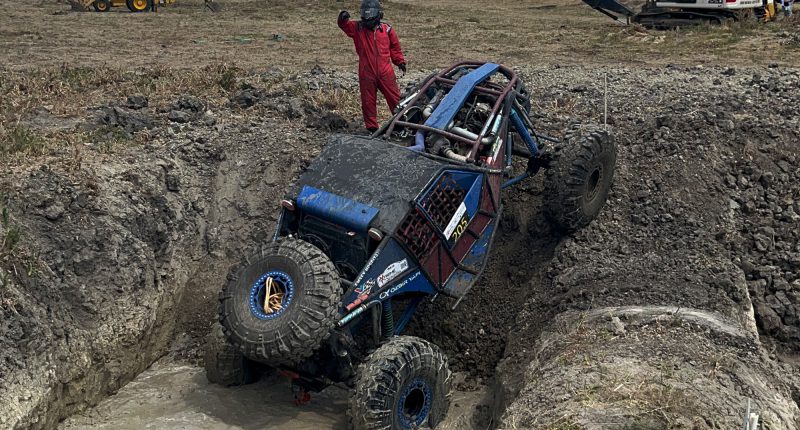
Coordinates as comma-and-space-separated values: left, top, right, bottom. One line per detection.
61, 361, 487, 429
60, 362, 347, 430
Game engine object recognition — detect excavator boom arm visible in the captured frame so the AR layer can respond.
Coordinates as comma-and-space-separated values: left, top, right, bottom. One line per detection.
581, 0, 635, 24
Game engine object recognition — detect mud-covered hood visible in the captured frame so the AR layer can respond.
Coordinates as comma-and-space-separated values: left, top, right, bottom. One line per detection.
287, 134, 445, 233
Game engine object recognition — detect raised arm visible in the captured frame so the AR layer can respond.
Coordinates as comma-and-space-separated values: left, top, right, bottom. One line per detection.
338, 10, 357, 38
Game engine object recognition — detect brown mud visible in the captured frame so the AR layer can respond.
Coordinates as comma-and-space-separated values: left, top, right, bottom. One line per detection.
1, 46, 799, 430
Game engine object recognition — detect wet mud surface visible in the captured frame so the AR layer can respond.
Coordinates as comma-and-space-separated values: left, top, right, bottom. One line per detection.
59, 361, 488, 430
59, 362, 349, 430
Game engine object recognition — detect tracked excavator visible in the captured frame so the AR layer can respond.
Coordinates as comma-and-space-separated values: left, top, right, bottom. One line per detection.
583, 0, 777, 27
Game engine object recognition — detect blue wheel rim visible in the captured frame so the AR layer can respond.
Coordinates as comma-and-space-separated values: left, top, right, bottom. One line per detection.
396, 377, 433, 429
248, 271, 295, 320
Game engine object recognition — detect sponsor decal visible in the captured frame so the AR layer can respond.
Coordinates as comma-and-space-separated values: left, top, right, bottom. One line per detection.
355, 278, 376, 295
379, 271, 421, 300
354, 248, 382, 285
443, 202, 467, 239
377, 259, 409, 288
348, 278, 378, 311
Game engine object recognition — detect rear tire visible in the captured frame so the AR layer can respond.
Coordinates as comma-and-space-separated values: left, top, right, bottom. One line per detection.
218, 239, 341, 366
204, 322, 259, 386
349, 336, 451, 430
126, 0, 149, 12
93, 0, 110, 11
543, 123, 616, 232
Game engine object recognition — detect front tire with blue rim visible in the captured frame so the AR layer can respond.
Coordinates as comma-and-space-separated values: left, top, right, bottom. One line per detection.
349, 336, 451, 430
218, 239, 340, 366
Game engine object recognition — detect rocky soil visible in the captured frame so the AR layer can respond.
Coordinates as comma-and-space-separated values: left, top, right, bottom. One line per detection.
493, 65, 800, 428
1, 64, 799, 429
0, 68, 358, 429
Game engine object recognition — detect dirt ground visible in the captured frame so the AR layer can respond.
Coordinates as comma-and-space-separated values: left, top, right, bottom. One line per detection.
0, 0, 799, 72
1, 0, 800, 429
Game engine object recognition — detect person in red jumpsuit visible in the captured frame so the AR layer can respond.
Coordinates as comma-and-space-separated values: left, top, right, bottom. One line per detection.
338, 0, 407, 132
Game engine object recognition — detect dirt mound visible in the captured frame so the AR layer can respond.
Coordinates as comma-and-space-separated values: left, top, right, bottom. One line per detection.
500, 307, 798, 428
0, 86, 326, 428
495, 64, 800, 428
1, 152, 210, 429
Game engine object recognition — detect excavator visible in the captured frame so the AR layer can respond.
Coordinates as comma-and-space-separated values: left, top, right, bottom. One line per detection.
583, 0, 777, 27
67, 0, 174, 12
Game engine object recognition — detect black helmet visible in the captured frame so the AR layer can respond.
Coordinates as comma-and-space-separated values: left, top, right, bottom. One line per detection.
360, 0, 383, 21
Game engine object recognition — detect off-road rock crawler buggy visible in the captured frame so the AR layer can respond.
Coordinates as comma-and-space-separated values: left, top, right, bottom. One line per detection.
205, 61, 616, 429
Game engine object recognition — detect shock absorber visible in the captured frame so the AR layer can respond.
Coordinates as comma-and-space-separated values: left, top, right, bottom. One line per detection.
381, 300, 394, 340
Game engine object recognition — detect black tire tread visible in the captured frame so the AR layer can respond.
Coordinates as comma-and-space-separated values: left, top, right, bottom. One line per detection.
93, 0, 110, 11
349, 336, 452, 430
218, 239, 341, 366
543, 123, 616, 232
204, 322, 251, 386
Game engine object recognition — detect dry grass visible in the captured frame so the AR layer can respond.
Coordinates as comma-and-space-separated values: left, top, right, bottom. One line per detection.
0, 197, 42, 281
0, 0, 798, 72
0, 61, 367, 168
0, 0, 797, 167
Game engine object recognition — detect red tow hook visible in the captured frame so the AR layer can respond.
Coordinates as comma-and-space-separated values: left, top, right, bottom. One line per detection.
278, 370, 312, 406
293, 388, 312, 406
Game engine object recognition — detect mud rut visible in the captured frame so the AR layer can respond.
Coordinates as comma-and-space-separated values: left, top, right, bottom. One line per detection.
2, 65, 800, 429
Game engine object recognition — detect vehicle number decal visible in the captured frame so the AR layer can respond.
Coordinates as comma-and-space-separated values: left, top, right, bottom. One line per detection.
444, 202, 467, 239
377, 259, 409, 288
450, 214, 470, 242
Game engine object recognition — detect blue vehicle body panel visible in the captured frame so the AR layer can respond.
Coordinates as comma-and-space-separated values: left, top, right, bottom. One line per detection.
442, 221, 496, 297
424, 63, 500, 130
462, 174, 483, 219
378, 270, 434, 300
296, 185, 379, 233
342, 238, 436, 317
461, 222, 494, 269
419, 170, 482, 219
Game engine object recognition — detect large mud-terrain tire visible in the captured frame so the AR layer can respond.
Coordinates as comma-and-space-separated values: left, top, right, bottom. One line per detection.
204, 322, 259, 386
219, 239, 340, 366
543, 123, 616, 232
349, 336, 451, 430
126, 0, 149, 12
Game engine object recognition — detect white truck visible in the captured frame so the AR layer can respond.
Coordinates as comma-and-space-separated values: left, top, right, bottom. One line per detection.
583, 0, 776, 27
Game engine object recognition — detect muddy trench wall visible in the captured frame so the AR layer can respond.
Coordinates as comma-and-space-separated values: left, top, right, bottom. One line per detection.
494, 66, 800, 428
0, 89, 327, 428
2, 65, 800, 430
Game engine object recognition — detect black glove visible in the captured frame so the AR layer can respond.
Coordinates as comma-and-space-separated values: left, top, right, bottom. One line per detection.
398, 63, 407, 73
339, 10, 350, 21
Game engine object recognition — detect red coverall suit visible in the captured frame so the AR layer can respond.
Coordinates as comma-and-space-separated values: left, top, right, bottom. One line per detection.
338, 16, 406, 130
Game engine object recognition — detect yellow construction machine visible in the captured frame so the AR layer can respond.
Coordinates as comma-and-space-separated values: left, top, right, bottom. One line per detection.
68, 0, 174, 12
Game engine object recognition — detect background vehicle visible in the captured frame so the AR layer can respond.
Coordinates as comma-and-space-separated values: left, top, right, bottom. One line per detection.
584, 0, 777, 27
205, 61, 617, 429
68, 0, 174, 12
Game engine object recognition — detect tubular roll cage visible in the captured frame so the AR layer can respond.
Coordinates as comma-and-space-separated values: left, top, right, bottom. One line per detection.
378, 61, 524, 164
